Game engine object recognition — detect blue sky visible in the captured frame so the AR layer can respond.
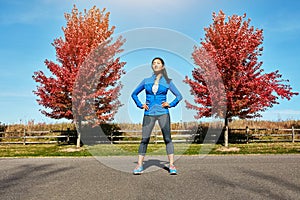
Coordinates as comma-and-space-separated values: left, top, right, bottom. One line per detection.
0, 0, 299, 124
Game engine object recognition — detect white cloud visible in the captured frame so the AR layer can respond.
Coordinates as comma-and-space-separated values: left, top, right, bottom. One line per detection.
261, 109, 300, 121
267, 109, 300, 115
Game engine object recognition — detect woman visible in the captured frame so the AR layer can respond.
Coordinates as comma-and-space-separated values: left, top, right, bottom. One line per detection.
131, 57, 182, 175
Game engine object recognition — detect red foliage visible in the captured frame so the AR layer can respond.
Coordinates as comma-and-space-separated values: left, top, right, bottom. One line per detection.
185, 11, 298, 122
33, 5, 125, 123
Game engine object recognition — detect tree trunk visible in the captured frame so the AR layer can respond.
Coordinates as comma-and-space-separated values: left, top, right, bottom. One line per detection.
76, 117, 82, 148
224, 117, 229, 147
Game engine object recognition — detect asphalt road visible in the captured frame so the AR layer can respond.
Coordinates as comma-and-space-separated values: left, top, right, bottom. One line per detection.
0, 155, 299, 200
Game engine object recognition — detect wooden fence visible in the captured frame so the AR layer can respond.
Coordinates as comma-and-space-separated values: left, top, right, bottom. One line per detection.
110, 129, 195, 144
0, 126, 299, 145
241, 126, 300, 143
0, 129, 77, 145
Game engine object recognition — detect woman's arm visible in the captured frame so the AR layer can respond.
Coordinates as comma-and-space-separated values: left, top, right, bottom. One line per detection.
131, 79, 145, 109
168, 81, 183, 107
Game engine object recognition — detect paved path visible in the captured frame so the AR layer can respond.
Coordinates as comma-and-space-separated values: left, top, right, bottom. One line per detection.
0, 155, 300, 200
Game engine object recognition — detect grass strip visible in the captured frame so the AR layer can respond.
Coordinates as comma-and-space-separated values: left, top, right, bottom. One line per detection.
0, 142, 299, 157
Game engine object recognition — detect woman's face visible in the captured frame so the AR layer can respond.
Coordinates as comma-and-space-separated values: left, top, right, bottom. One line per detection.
152, 59, 164, 73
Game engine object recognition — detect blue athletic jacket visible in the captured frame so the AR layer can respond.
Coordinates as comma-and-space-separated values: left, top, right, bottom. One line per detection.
131, 74, 182, 116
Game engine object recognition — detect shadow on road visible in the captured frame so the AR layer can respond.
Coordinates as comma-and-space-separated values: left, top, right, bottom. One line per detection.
0, 162, 73, 195
135, 159, 169, 172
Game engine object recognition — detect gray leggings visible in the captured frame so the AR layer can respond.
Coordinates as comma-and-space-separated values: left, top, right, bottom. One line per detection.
138, 114, 174, 156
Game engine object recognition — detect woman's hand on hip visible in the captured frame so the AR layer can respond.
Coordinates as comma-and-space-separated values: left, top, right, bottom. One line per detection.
162, 102, 170, 108
142, 104, 149, 110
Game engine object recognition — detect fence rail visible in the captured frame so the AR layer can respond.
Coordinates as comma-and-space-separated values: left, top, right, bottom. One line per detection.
111, 129, 196, 144
231, 127, 300, 143
0, 129, 77, 145
0, 126, 299, 145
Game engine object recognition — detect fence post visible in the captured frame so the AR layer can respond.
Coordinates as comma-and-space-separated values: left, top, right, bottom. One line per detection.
154, 125, 157, 144
111, 131, 113, 144
67, 128, 70, 144
246, 126, 249, 143
224, 125, 228, 147
292, 126, 295, 143
23, 129, 26, 145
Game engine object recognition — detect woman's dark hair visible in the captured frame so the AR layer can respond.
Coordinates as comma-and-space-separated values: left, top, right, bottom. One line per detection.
152, 57, 171, 83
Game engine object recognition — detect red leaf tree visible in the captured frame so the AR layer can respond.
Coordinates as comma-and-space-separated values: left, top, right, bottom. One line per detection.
33, 5, 125, 146
185, 11, 298, 143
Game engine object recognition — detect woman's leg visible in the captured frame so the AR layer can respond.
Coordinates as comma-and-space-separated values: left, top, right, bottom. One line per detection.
136, 115, 156, 167
157, 114, 175, 165
168, 154, 175, 166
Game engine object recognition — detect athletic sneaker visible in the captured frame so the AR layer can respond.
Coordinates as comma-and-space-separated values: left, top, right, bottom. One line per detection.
169, 165, 177, 175
133, 166, 144, 175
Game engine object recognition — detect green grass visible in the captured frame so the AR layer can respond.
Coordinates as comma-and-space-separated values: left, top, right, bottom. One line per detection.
0, 144, 91, 157
0, 142, 300, 157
